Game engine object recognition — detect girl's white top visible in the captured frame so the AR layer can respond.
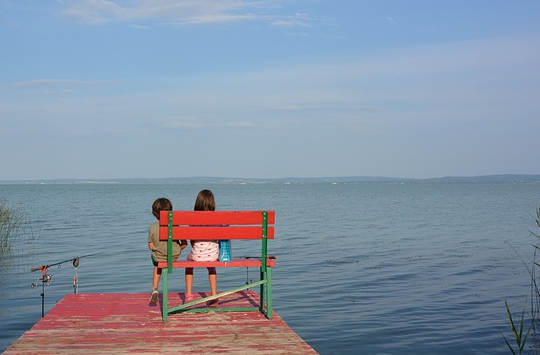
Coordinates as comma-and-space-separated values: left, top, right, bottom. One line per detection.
188, 241, 219, 261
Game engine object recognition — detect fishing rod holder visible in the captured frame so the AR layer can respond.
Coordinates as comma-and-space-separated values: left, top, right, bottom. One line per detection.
29, 266, 55, 318
31, 273, 53, 288
30, 255, 88, 318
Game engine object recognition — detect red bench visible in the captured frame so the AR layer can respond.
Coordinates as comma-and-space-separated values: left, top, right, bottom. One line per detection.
158, 210, 275, 322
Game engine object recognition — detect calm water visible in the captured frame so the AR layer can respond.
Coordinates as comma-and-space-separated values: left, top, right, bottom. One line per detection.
1, 182, 539, 354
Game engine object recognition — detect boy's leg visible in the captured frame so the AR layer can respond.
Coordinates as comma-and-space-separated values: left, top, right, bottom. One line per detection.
152, 266, 162, 291
150, 266, 161, 303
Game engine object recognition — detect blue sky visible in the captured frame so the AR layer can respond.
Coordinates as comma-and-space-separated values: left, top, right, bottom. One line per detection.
1, 1, 540, 179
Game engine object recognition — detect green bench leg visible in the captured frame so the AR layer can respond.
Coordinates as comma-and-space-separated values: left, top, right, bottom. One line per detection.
266, 267, 272, 319
162, 268, 168, 322
259, 268, 265, 313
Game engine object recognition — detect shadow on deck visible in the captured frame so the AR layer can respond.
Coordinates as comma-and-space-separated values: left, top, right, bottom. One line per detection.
5, 291, 317, 354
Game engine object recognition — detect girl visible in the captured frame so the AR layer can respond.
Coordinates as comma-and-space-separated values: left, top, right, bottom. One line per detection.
184, 189, 219, 305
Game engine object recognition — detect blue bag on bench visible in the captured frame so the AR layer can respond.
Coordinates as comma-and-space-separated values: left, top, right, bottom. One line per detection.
219, 240, 232, 262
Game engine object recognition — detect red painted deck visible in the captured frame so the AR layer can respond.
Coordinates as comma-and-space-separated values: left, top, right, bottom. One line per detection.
5, 291, 317, 354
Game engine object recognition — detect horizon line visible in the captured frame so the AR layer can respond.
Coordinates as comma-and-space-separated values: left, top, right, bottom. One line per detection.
1, 173, 540, 182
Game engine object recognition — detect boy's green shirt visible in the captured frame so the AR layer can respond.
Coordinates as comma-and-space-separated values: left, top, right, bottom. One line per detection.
148, 221, 182, 262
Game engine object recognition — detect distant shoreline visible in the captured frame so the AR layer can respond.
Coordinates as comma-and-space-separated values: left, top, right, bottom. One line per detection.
1, 174, 540, 185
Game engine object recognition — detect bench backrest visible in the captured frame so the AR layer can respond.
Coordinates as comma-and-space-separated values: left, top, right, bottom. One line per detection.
159, 210, 275, 241
159, 210, 275, 272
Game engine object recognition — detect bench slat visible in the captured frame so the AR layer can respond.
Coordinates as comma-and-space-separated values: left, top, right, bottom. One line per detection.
159, 226, 275, 240
157, 259, 276, 268
160, 210, 275, 226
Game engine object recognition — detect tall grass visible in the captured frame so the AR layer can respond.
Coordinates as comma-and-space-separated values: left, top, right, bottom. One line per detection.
0, 199, 23, 255
504, 207, 540, 354
0, 199, 40, 300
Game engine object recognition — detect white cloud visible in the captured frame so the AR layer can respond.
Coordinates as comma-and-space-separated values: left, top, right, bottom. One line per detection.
61, 0, 314, 27
165, 13, 256, 25
226, 121, 255, 127
271, 12, 312, 27
4, 34, 539, 133
128, 23, 150, 29
2, 34, 539, 178
12, 79, 109, 88
161, 116, 256, 129
271, 102, 379, 112
385, 16, 396, 24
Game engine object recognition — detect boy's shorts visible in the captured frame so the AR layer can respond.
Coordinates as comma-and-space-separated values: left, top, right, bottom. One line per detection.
151, 255, 179, 267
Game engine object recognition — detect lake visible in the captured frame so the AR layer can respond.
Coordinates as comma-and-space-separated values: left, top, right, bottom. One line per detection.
1, 182, 539, 354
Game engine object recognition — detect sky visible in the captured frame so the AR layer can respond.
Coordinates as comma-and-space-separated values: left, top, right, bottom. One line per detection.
1, 0, 540, 180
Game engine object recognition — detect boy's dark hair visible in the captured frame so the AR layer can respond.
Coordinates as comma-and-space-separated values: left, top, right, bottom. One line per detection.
194, 189, 215, 211
152, 197, 172, 219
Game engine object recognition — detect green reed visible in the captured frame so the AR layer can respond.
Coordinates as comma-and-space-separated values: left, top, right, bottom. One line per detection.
0, 199, 23, 255
504, 207, 540, 354
504, 300, 531, 355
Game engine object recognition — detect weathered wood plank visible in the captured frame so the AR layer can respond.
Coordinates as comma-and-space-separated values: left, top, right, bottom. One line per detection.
160, 210, 276, 226
5, 291, 316, 354
158, 226, 276, 240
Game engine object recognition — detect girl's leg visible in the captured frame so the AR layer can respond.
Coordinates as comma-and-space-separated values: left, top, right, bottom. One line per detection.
152, 266, 161, 291
185, 268, 194, 297
208, 267, 217, 295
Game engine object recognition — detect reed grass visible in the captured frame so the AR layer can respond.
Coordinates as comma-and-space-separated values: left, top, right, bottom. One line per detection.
504, 300, 531, 355
0, 199, 23, 255
504, 206, 540, 354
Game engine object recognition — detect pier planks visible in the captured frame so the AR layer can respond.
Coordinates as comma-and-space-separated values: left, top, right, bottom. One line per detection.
5, 291, 316, 354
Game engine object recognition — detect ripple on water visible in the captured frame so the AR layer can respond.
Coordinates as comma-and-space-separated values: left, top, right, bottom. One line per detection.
1, 182, 540, 354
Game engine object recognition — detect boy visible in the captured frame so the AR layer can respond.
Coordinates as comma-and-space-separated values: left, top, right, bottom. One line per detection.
148, 197, 187, 304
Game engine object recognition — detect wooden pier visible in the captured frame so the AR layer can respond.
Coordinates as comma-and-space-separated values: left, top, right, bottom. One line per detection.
5, 291, 316, 354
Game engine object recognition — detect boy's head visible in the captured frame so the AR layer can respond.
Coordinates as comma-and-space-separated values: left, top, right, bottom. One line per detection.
194, 189, 215, 211
152, 197, 172, 219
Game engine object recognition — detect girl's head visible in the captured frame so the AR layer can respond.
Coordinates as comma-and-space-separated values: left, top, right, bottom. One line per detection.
152, 197, 172, 219
194, 189, 215, 211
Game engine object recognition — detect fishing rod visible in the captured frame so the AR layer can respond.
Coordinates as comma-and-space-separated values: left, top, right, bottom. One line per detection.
30, 253, 96, 272
30, 253, 96, 317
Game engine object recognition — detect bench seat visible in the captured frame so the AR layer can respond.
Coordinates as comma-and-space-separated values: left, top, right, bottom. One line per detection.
157, 259, 276, 269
